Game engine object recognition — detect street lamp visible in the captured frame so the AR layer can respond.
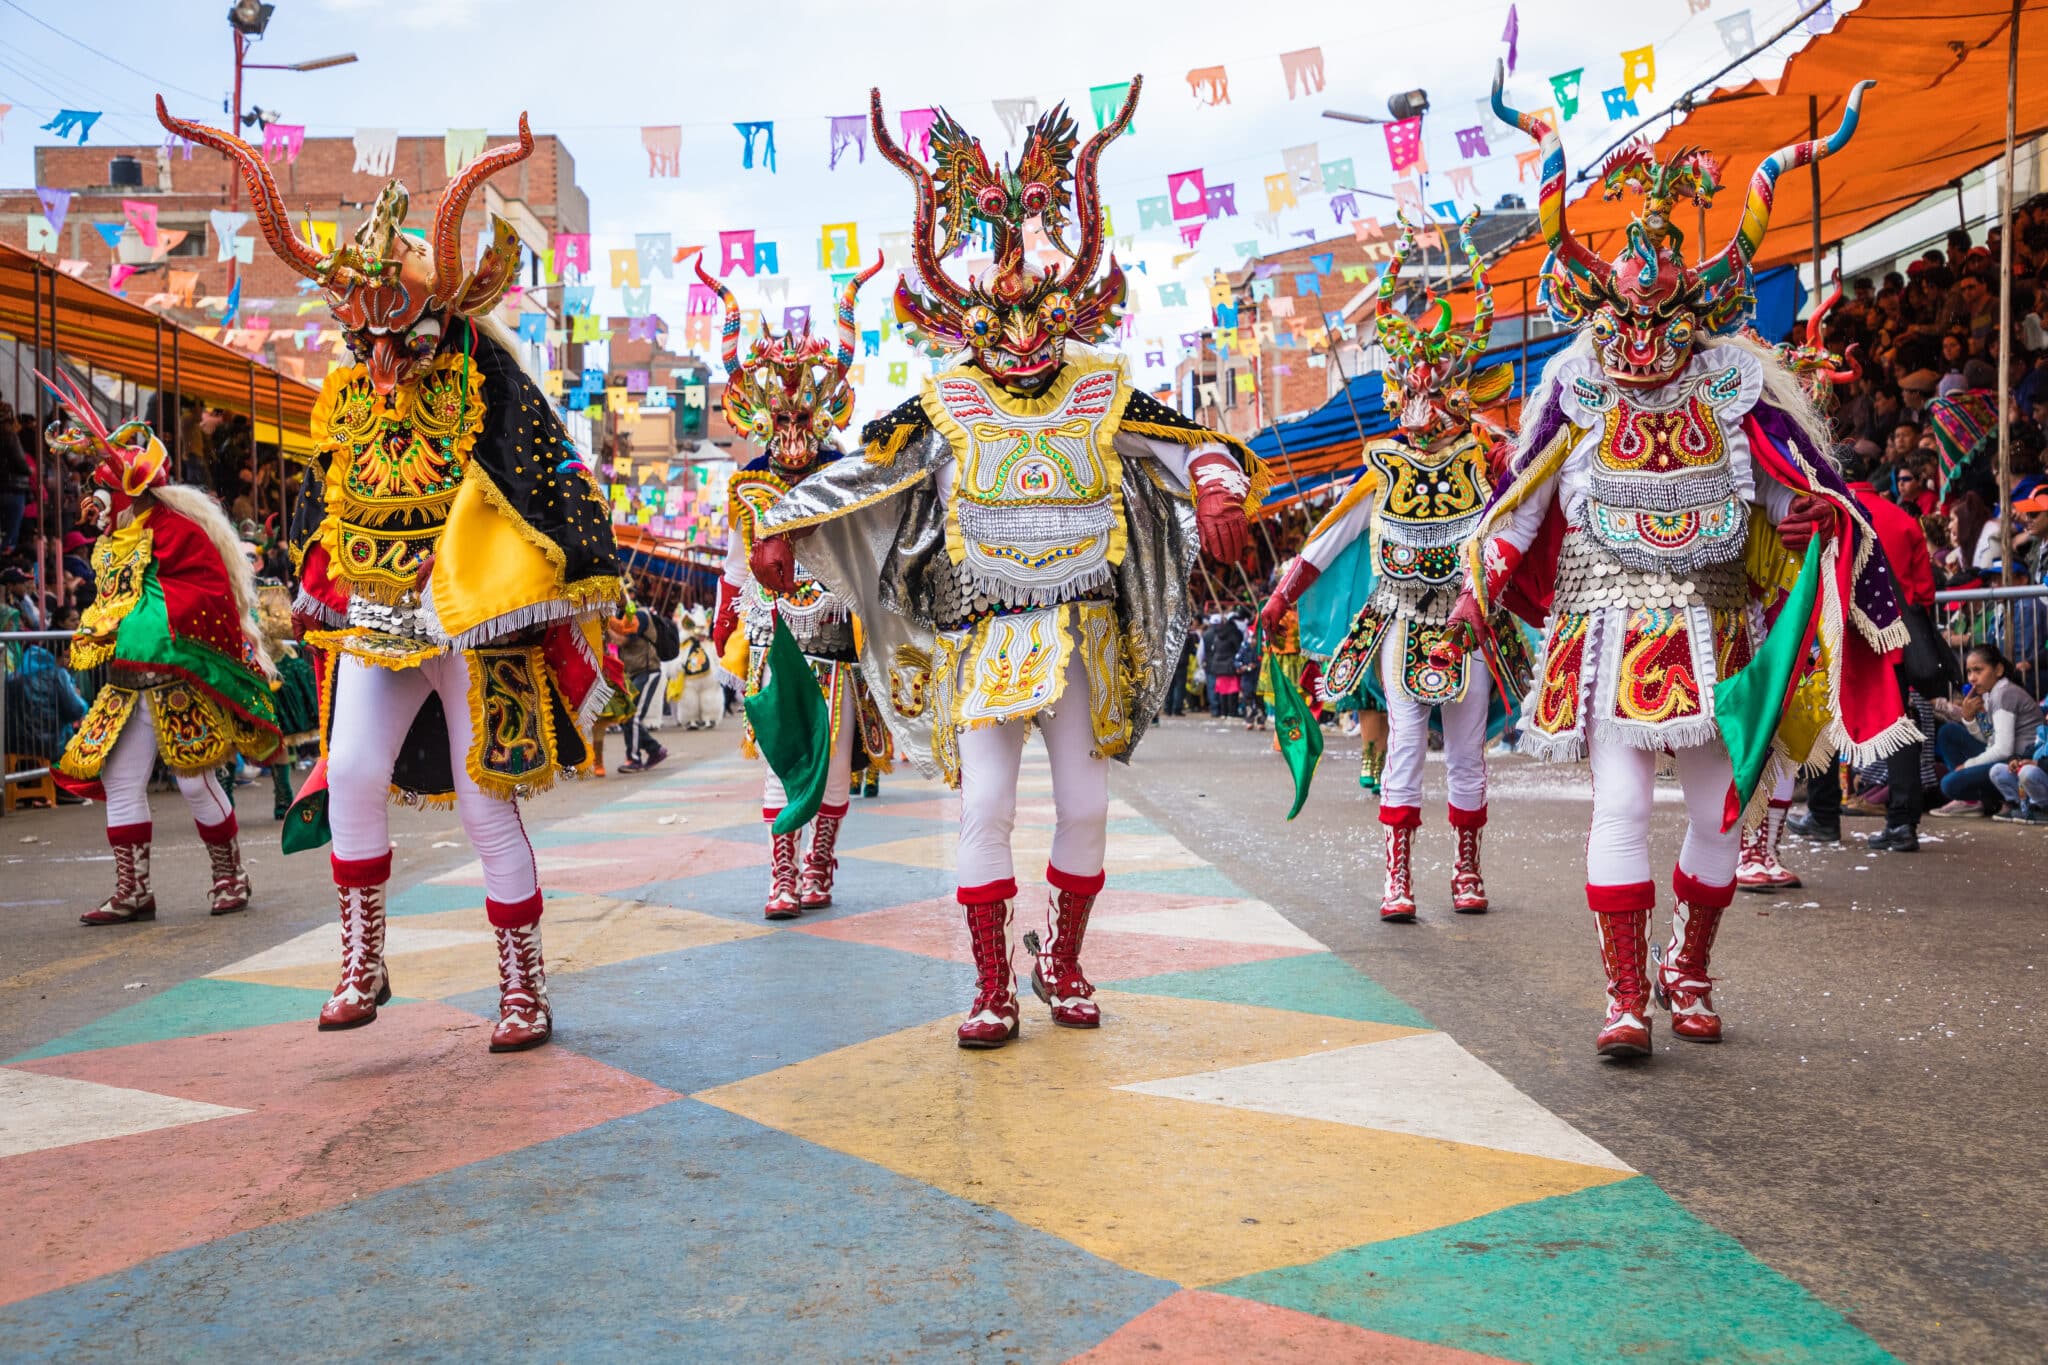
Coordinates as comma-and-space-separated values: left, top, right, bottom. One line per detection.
1322, 89, 1432, 126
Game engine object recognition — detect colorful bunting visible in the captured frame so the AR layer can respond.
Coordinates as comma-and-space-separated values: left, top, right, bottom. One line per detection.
24, 214, 57, 252
1168, 170, 1207, 222
555, 233, 591, 276
734, 121, 776, 171
623, 287, 652, 317
1159, 282, 1188, 306
261, 123, 305, 163
1429, 199, 1458, 221
1187, 66, 1230, 105
819, 221, 860, 269
899, 108, 938, 160
1205, 183, 1239, 218
1320, 158, 1356, 191
1621, 45, 1656, 99
1601, 87, 1640, 121
1717, 11, 1755, 58
719, 229, 757, 276
1550, 69, 1585, 120
753, 241, 780, 275
610, 248, 641, 289
1283, 143, 1323, 195
1138, 195, 1172, 229
1502, 4, 1520, 74
445, 127, 487, 176
210, 209, 250, 262
121, 199, 159, 248
1262, 173, 1298, 213
828, 114, 866, 169
636, 232, 673, 279
1447, 166, 1478, 199
1089, 82, 1135, 135
643, 125, 682, 177
1279, 47, 1325, 99
1384, 118, 1422, 173
35, 188, 70, 236
1454, 125, 1491, 158
1329, 192, 1358, 224
992, 98, 1039, 146
352, 127, 397, 176
41, 110, 100, 145
563, 285, 594, 316
1179, 222, 1204, 248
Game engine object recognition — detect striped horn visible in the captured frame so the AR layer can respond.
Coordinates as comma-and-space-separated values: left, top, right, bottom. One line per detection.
1698, 82, 1875, 295
833, 252, 884, 376
431, 114, 534, 309
1060, 76, 1141, 292
1491, 62, 1610, 291
692, 257, 743, 376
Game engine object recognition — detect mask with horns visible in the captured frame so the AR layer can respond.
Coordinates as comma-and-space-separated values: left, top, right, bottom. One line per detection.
38, 370, 168, 533
1375, 211, 1514, 448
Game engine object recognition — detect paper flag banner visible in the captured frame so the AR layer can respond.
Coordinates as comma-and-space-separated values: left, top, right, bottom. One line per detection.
1447, 166, 1478, 199
1253, 263, 1281, 279
610, 248, 641, 289
1516, 147, 1545, 180
1321, 158, 1356, 191
352, 127, 397, 176
1205, 183, 1239, 218
583, 368, 606, 392
1137, 195, 1172, 229
760, 276, 793, 304
1455, 125, 1491, 158
623, 369, 650, 394
1309, 252, 1334, 276
1717, 11, 1755, 58
1158, 283, 1188, 306
1329, 192, 1358, 224
623, 287, 652, 317
1232, 372, 1255, 394
1392, 179, 1424, 215
262, 123, 305, 163
1215, 303, 1239, 328
754, 241, 780, 275
1283, 144, 1322, 194
1198, 382, 1219, 406
1248, 278, 1276, 301
41, 110, 100, 144
1249, 212, 1279, 236
445, 127, 487, 175
1551, 68, 1585, 120
1806, 1, 1835, 33
782, 306, 812, 335
1502, 3, 1520, 73
856, 328, 879, 357
1353, 216, 1382, 239
563, 285, 595, 316
1294, 274, 1322, 297
1209, 279, 1232, 306
643, 125, 682, 177
735, 120, 777, 171
1688, 0, 1711, 11
1187, 66, 1230, 105
1089, 82, 1135, 135
1339, 265, 1374, 284
109, 263, 135, 293
556, 233, 591, 275
1279, 47, 1325, 99
1429, 199, 1458, 220
887, 361, 909, 385
121, 199, 159, 247
636, 232, 673, 279
814, 114, 863, 174
574, 315, 608, 343
992, 97, 1039, 146
1263, 173, 1298, 213
1384, 118, 1422, 173
517, 313, 548, 342
819, 221, 860, 269
25, 214, 56, 252
35, 188, 71, 236
1621, 45, 1656, 99
1601, 87, 1640, 121
1168, 169, 1207, 221
627, 315, 663, 342
1179, 222, 1204, 248
719, 229, 757, 276
900, 108, 938, 160
683, 315, 714, 347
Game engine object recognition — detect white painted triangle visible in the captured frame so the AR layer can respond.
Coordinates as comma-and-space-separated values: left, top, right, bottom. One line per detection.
0, 1069, 250, 1158
1118, 1031, 1634, 1173
211, 923, 494, 977
1095, 899, 1326, 951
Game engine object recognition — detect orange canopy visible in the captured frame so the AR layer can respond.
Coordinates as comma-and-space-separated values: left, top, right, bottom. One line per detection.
0, 242, 320, 451
1473, 0, 2048, 317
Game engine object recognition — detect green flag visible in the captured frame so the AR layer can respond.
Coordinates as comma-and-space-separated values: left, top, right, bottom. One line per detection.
743, 613, 832, 835
1713, 537, 1823, 832
1268, 652, 1324, 819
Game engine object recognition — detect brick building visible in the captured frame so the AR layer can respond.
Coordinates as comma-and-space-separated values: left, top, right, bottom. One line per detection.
0, 130, 589, 384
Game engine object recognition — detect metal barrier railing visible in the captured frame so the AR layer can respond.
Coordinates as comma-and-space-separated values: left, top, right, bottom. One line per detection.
1932, 585, 2048, 688
1, 629, 108, 816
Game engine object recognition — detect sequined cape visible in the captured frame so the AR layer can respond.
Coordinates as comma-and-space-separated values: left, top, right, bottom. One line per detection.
757, 380, 1207, 780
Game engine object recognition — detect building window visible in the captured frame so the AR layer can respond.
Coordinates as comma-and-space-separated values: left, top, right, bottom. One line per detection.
165, 232, 206, 258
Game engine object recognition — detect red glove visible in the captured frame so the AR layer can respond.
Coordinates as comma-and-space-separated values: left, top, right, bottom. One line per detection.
1777, 493, 1833, 554
1433, 588, 1488, 665
1261, 557, 1320, 637
711, 578, 740, 655
750, 534, 799, 595
1189, 451, 1253, 564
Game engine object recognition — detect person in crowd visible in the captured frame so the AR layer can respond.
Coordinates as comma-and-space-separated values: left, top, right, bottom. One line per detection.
1161, 625, 1196, 717
614, 599, 669, 775
1202, 612, 1244, 719
1929, 643, 2045, 818
1990, 722, 2048, 823
0, 400, 30, 554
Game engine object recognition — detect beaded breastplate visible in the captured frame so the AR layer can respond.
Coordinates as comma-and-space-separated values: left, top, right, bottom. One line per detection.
1570, 360, 1751, 574
1365, 435, 1490, 589
316, 353, 483, 601
928, 361, 1128, 608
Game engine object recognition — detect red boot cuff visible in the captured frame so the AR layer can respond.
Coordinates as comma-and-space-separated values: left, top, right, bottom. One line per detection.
1447, 802, 1489, 830
957, 877, 1018, 906
331, 849, 393, 889
486, 889, 545, 928
817, 801, 850, 819
1673, 866, 1738, 910
105, 821, 152, 848
1587, 880, 1656, 914
1045, 863, 1107, 896
1767, 797, 1794, 811
1379, 804, 1422, 830
762, 806, 783, 824
196, 813, 240, 846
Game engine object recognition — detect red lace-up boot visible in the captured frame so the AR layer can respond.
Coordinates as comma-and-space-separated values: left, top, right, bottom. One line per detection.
957, 882, 1019, 1049
1654, 868, 1735, 1042
81, 822, 156, 926
198, 814, 251, 915
1739, 800, 1801, 892
1379, 805, 1419, 922
488, 891, 552, 1052
1591, 883, 1655, 1058
797, 802, 846, 911
319, 852, 392, 1029
1029, 867, 1104, 1028
1449, 803, 1489, 913
763, 808, 801, 920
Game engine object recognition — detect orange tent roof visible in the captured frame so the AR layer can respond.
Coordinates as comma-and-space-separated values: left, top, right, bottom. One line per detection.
0, 242, 320, 452
1472, 0, 2048, 317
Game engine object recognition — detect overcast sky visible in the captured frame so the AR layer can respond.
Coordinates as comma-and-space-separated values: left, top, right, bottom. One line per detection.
0, 0, 1841, 419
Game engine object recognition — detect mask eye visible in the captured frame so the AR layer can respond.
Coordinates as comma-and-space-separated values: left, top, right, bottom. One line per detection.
1666, 315, 1695, 350
975, 185, 1008, 218
1592, 312, 1619, 345
1021, 183, 1050, 212
964, 304, 999, 343
1039, 292, 1073, 334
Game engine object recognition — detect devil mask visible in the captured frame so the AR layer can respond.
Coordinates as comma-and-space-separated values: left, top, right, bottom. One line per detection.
1375, 212, 1514, 448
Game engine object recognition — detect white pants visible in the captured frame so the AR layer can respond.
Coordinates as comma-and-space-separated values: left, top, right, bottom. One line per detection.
679, 673, 722, 729
956, 651, 1109, 892
326, 651, 538, 903
762, 682, 854, 818
99, 694, 236, 832
1379, 643, 1491, 816
1586, 725, 1741, 891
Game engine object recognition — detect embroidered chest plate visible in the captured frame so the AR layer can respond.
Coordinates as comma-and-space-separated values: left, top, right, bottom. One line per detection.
933, 365, 1128, 606
81, 521, 154, 647
1580, 371, 1748, 573
1366, 438, 1490, 550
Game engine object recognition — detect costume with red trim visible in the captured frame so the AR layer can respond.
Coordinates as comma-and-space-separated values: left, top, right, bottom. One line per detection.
44, 378, 280, 926
752, 81, 1262, 1047
1263, 213, 1529, 921
1460, 69, 1910, 1058
158, 99, 624, 1053
700, 259, 893, 919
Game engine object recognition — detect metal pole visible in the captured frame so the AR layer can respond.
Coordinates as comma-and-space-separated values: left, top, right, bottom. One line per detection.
1998, 0, 2021, 652
171, 329, 182, 479
248, 362, 258, 522
274, 370, 285, 532
227, 27, 246, 295
1808, 96, 1826, 307
31, 261, 47, 603
1956, 181, 1969, 232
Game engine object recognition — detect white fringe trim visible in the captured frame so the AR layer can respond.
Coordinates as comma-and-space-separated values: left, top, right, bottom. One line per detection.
1517, 728, 1587, 763
291, 588, 346, 628
964, 561, 1116, 609
444, 597, 607, 652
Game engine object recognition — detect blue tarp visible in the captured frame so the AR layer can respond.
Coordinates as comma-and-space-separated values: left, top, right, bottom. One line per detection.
1253, 266, 1805, 507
